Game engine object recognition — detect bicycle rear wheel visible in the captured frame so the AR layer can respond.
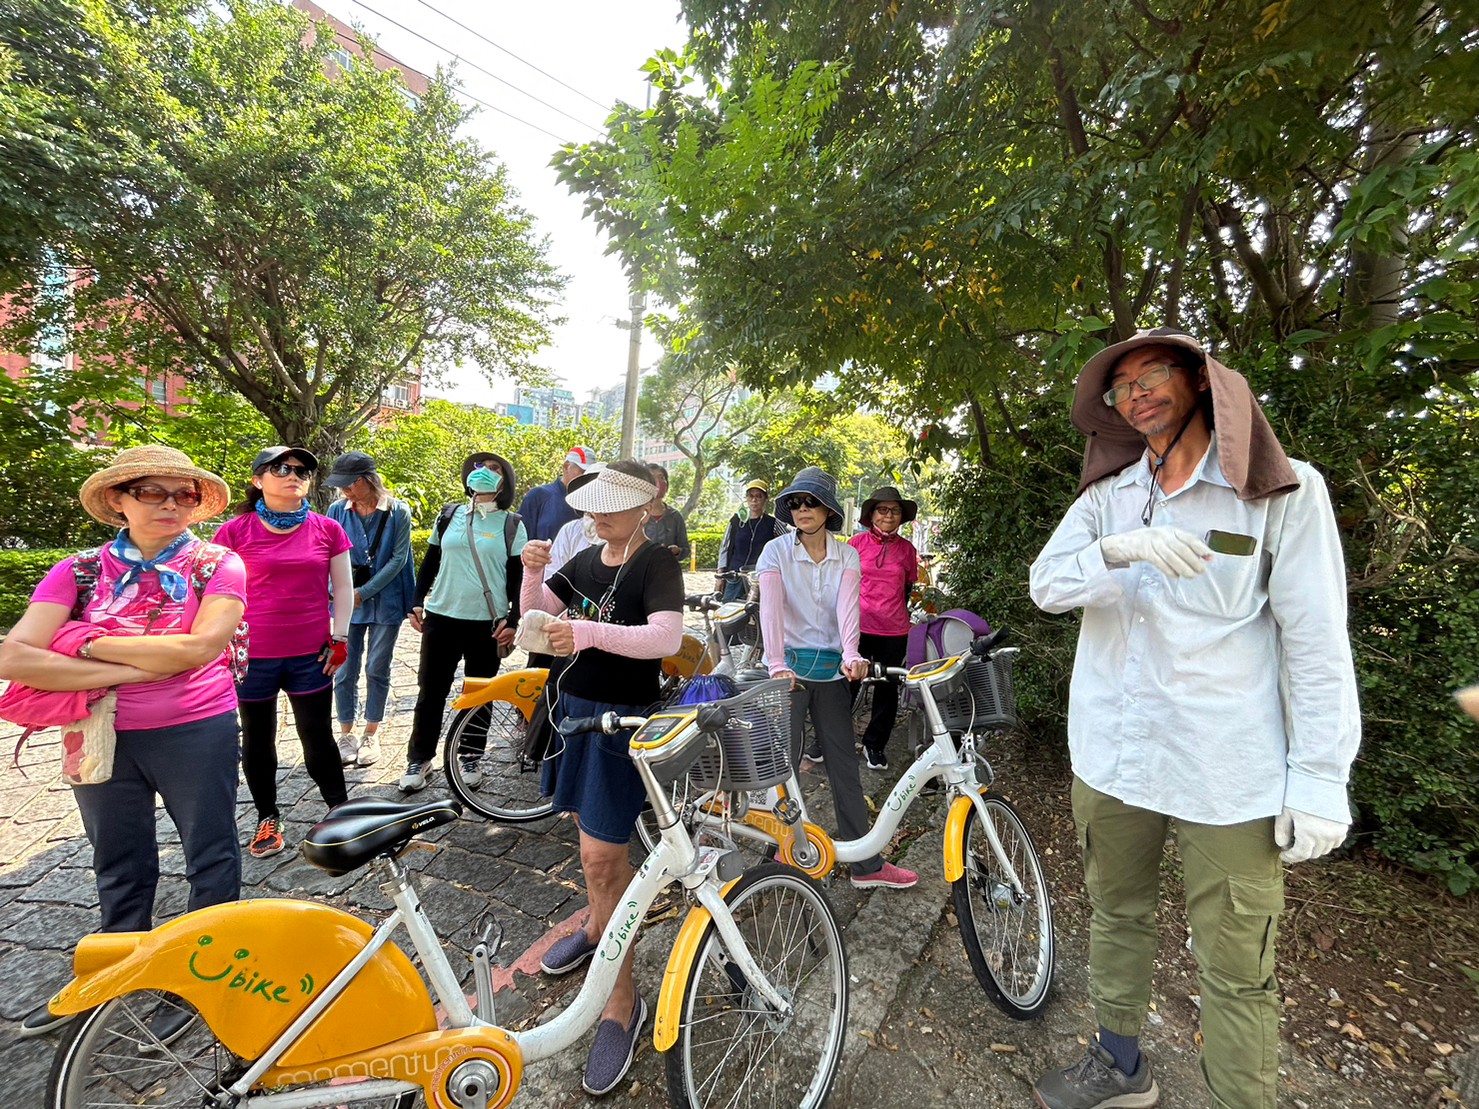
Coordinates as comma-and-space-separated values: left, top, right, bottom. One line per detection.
666, 862, 848, 1109
951, 794, 1055, 1019
47, 989, 422, 1109
443, 699, 553, 823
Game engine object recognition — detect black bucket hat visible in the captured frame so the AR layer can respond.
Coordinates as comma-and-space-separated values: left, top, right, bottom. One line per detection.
461, 452, 517, 502
860, 486, 918, 528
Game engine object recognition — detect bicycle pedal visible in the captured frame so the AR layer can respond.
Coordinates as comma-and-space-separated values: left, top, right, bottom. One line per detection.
474, 917, 505, 959
773, 797, 802, 825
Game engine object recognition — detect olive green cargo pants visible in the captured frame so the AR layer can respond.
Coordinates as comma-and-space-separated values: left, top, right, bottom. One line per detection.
1072, 777, 1283, 1109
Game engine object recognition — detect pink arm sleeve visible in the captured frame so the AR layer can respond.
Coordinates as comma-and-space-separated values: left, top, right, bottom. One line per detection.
520, 569, 564, 617
569, 609, 684, 658
837, 567, 863, 666
759, 569, 789, 677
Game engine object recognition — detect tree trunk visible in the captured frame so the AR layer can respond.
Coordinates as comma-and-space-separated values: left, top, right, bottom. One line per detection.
682, 457, 707, 519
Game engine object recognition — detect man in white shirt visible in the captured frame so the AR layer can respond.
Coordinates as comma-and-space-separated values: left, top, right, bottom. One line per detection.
1028, 327, 1360, 1109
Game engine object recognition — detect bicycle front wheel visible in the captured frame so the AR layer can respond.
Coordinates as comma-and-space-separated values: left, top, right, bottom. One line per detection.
666, 862, 848, 1109
443, 699, 554, 823
951, 794, 1055, 1019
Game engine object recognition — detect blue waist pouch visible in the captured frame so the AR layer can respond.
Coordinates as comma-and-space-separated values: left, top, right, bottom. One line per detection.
784, 647, 843, 681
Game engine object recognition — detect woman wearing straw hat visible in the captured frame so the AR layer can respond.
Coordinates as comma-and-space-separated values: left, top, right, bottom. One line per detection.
214, 447, 353, 859
757, 466, 918, 890
0, 445, 246, 1038
848, 485, 920, 771
518, 459, 684, 1096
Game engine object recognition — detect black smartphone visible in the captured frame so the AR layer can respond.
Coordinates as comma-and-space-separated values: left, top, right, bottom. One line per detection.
1205, 529, 1257, 556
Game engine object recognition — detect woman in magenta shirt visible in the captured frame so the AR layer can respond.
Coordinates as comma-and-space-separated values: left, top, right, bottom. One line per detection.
213, 446, 353, 859
0, 445, 246, 1038
847, 486, 920, 771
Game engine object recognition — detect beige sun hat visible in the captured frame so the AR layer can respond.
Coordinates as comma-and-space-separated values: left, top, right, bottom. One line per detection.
78, 445, 232, 527
566, 465, 658, 513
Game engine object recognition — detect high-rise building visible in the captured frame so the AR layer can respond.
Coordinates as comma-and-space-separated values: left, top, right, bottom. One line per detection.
514, 384, 582, 429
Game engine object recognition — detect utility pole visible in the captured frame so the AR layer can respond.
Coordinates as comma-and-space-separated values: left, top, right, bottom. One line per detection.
618, 287, 646, 459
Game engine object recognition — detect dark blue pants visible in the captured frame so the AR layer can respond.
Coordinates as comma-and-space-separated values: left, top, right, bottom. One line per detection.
72, 710, 242, 932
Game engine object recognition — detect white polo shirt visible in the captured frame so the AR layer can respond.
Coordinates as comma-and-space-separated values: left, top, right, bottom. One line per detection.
756, 531, 860, 675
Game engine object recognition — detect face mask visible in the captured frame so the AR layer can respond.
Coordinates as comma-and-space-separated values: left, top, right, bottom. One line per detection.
467, 467, 502, 494
475, 502, 496, 518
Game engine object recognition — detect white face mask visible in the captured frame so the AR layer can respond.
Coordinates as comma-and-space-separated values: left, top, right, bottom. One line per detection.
474, 502, 497, 518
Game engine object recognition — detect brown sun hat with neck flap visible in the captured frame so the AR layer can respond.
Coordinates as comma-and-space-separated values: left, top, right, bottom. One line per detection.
1069, 326, 1299, 501
79, 445, 231, 527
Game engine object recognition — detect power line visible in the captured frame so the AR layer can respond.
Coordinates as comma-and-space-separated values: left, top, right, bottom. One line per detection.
347, 0, 606, 136
324, 24, 570, 142
408, 0, 612, 115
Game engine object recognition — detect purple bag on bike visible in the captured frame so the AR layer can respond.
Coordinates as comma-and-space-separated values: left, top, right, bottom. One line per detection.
906, 609, 994, 669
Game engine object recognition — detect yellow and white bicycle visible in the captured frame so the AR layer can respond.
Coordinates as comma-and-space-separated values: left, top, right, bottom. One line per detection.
43, 679, 849, 1109
640, 632, 1055, 1020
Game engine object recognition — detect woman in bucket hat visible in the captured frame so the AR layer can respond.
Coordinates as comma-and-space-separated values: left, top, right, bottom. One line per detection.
847, 486, 920, 771
400, 452, 527, 793
213, 446, 353, 859
757, 466, 918, 890
517, 459, 684, 1096
323, 451, 416, 769
0, 445, 246, 1039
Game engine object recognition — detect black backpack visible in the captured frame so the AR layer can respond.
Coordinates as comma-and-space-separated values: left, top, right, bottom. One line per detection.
434, 503, 522, 554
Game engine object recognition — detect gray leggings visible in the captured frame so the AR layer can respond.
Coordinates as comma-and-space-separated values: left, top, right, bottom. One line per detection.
790, 679, 882, 875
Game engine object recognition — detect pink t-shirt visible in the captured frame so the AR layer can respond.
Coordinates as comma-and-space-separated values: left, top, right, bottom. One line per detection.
212, 512, 351, 658
848, 531, 919, 637
30, 542, 248, 731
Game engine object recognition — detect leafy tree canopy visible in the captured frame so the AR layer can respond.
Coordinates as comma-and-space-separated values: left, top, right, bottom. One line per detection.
1, 0, 565, 459
555, 0, 1479, 883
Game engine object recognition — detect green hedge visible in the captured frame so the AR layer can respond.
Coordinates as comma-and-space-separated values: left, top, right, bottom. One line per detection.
689, 527, 725, 571
0, 549, 75, 630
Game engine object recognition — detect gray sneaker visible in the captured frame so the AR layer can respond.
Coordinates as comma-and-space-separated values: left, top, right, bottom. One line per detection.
399, 761, 429, 793
1032, 1043, 1158, 1109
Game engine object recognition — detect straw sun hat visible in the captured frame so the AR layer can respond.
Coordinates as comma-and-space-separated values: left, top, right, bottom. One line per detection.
78, 445, 232, 527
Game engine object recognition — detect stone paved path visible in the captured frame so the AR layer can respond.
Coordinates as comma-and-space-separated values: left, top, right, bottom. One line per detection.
0, 574, 932, 1107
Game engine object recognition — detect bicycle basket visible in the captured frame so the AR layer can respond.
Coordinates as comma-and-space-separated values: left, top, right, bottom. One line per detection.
933, 653, 1018, 734
689, 678, 794, 791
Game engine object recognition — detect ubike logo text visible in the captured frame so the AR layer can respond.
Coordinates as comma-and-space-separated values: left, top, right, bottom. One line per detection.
187, 935, 315, 1005
273, 1045, 464, 1087
599, 899, 642, 962
887, 773, 919, 812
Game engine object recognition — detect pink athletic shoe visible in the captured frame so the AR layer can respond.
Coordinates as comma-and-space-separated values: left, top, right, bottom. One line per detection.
850, 862, 918, 890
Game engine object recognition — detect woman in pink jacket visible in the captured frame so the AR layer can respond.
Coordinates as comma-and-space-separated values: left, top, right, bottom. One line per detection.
847, 486, 920, 771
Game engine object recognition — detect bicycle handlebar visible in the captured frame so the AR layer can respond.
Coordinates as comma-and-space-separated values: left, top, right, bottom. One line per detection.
864, 628, 1013, 682
556, 712, 647, 736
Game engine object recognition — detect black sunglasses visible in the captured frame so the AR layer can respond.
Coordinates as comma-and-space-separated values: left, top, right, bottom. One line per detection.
265, 461, 314, 479
788, 495, 824, 510
123, 484, 204, 508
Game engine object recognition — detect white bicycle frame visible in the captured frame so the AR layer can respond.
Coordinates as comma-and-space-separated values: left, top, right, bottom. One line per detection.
698, 572, 762, 677
683, 649, 1032, 896
209, 737, 790, 1107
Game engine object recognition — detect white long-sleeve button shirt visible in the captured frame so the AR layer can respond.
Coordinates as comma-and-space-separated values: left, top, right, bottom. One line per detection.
756, 532, 863, 679
1029, 439, 1360, 826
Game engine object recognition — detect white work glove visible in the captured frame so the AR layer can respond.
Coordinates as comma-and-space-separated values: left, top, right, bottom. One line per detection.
1100, 527, 1213, 579
1274, 806, 1349, 864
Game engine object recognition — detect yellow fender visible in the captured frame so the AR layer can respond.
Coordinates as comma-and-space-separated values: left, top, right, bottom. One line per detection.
451, 668, 547, 719
51, 900, 435, 1065
652, 879, 739, 1052
943, 788, 987, 883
